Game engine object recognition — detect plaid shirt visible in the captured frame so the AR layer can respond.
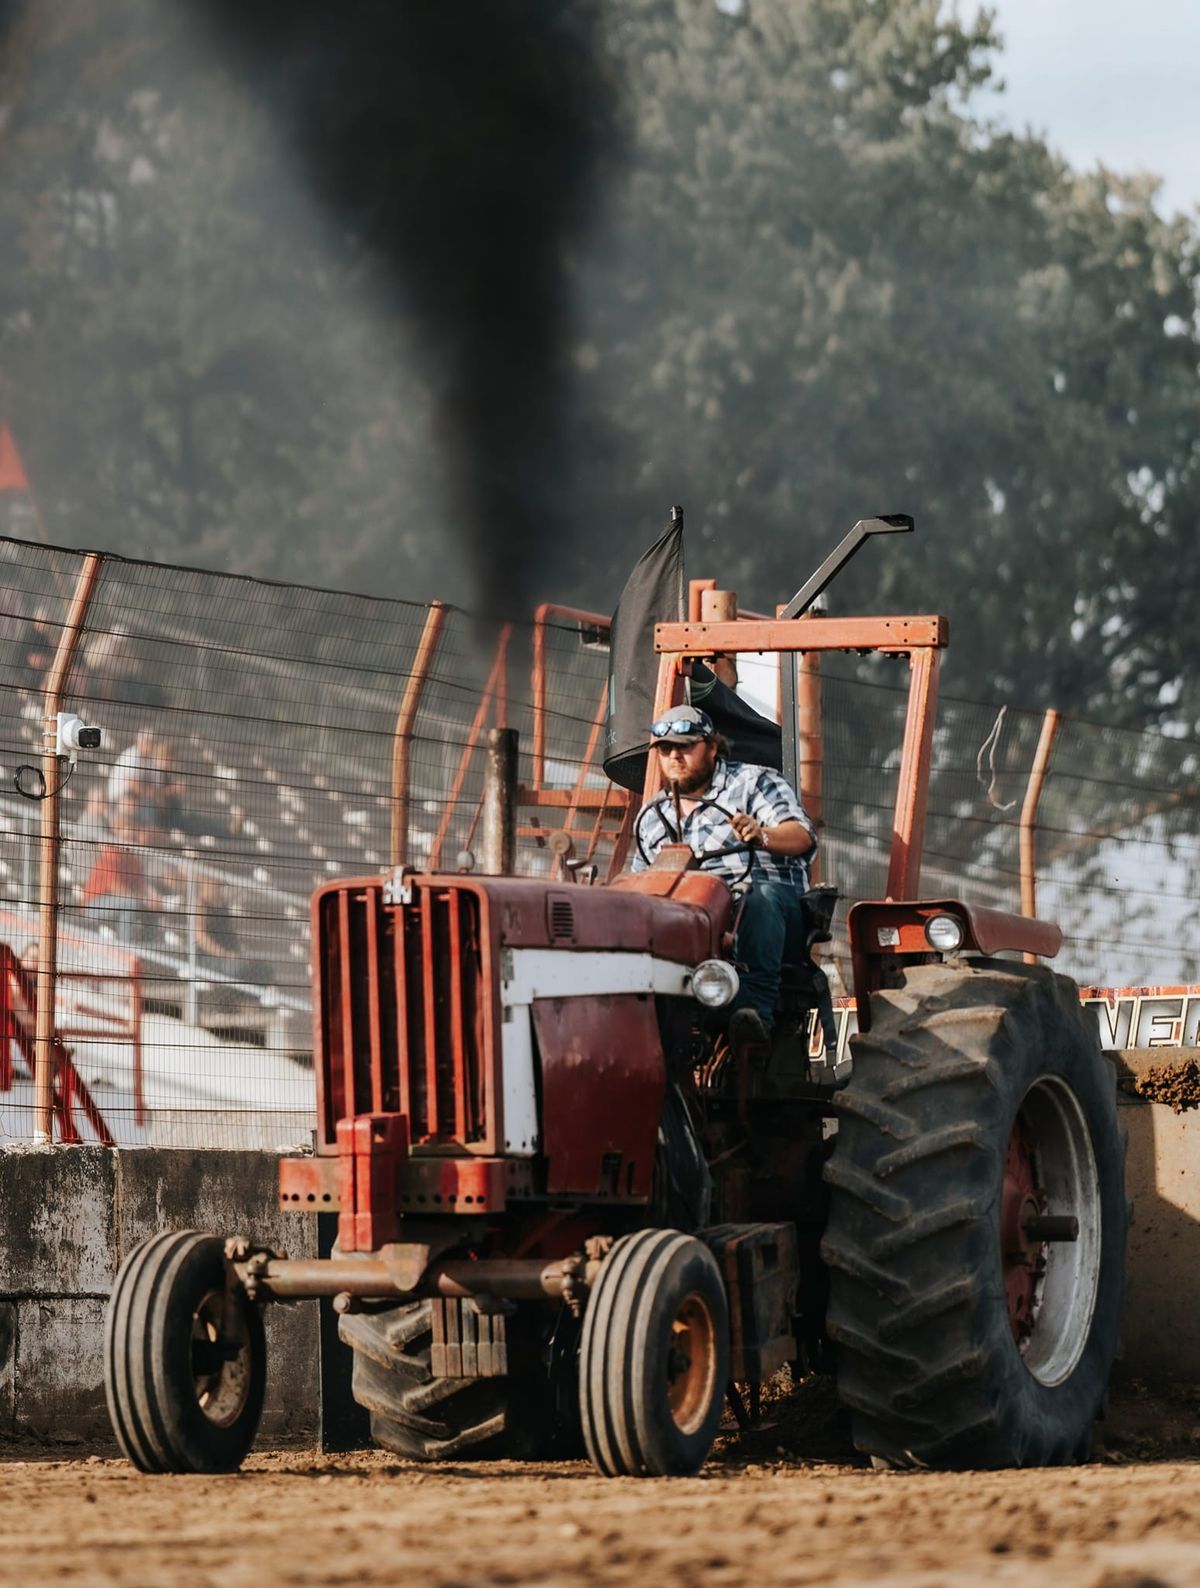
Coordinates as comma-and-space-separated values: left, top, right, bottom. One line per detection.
631, 758, 816, 890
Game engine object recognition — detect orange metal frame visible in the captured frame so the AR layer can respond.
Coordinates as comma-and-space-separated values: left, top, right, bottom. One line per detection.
391, 603, 637, 884
525, 604, 636, 879
530, 603, 612, 791
651, 612, 949, 900
428, 626, 512, 871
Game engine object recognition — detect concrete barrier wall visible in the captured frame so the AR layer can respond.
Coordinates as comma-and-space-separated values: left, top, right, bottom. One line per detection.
1120, 1093, 1200, 1381
0, 1146, 320, 1445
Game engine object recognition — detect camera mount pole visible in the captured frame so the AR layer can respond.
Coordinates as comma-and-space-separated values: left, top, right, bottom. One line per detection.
34, 552, 104, 1144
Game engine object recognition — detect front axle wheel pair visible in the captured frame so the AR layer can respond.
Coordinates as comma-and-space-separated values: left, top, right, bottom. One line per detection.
103, 1225, 730, 1477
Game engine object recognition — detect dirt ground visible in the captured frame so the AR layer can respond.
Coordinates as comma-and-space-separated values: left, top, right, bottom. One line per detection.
2, 1378, 1199, 1588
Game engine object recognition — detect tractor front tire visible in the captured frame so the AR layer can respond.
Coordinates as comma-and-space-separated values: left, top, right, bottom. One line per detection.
339, 1300, 545, 1460
104, 1230, 266, 1473
579, 1228, 729, 1477
823, 959, 1126, 1469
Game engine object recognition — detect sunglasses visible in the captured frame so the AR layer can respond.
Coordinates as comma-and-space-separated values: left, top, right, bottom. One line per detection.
650, 717, 712, 740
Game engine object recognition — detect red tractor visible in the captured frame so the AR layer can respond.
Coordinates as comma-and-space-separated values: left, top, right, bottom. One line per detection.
104, 520, 1126, 1476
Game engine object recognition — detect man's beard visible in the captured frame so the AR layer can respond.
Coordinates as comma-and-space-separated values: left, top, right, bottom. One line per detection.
666, 760, 713, 796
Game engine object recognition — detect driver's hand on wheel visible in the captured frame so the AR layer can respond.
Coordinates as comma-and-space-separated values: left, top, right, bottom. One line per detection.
730, 812, 766, 848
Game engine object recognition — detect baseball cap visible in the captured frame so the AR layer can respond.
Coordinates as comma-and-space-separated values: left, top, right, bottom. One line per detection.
648, 705, 716, 745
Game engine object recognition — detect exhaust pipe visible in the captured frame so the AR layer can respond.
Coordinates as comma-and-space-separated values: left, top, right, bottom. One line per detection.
480, 726, 518, 875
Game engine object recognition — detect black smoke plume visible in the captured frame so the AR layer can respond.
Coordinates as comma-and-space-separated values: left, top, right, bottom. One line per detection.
192, 1, 614, 617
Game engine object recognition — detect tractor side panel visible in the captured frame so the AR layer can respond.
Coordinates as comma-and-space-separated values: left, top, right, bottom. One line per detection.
532, 994, 665, 1200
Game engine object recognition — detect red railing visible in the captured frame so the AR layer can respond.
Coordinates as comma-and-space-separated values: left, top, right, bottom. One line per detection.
0, 942, 127, 1145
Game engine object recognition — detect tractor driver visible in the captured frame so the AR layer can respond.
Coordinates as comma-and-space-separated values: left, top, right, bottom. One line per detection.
630, 704, 817, 1048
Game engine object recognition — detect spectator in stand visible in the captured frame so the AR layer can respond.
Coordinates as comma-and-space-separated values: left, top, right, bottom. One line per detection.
194, 878, 269, 983
81, 801, 149, 943
148, 736, 186, 833
108, 729, 157, 808
106, 730, 186, 835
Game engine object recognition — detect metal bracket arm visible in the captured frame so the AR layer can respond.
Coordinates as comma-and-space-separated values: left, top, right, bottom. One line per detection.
779, 514, 914, 620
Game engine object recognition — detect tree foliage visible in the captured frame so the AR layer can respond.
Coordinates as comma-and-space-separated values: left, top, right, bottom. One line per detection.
573, 0, 1200, 724
0, 0, 1197, 726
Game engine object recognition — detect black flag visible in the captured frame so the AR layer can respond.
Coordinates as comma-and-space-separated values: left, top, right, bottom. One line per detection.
603, 515, 685, 792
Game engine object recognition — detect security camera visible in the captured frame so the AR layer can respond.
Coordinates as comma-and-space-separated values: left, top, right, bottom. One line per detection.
56, 712, 103, 761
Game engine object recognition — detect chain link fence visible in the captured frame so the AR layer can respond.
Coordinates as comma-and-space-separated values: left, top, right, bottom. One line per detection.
0, 536, 1195, 1147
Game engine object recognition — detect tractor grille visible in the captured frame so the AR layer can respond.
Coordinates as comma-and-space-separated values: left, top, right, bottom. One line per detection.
318, 882, 490, 1150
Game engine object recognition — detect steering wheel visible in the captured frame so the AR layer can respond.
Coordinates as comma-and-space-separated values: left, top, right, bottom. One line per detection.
635, 795, 758, 885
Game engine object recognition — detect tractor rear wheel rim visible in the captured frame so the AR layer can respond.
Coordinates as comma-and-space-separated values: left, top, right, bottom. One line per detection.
1002, 1076, 1102, 1388
191, 1287, 253, 1428
665, 1292, 718, 1436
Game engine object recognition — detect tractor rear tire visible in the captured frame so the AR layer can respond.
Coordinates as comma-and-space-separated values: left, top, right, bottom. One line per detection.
822, 959, 1126, 1469
339, 1300, 549, 1461
104, 1230, 266, 1473
579, 1228, 729, 1477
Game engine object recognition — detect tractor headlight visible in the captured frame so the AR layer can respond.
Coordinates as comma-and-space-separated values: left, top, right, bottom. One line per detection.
690, 959, 740, 1008
925, 913, 965, 952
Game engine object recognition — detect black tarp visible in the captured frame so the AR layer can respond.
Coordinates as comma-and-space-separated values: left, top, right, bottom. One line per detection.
690, 662, 782, 771
603, 518, 685, 792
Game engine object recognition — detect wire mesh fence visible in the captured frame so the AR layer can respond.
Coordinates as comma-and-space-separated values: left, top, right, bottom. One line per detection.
818, 666, 1200, 992
0, 535, 1196, 1148
0, 540, 621, 1148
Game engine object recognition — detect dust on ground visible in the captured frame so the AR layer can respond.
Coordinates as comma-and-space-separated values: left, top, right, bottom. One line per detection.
3, 1377, 1199, 1587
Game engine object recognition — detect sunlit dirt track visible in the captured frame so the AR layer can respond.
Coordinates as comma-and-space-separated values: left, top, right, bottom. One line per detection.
4, 1392, 1200, 1588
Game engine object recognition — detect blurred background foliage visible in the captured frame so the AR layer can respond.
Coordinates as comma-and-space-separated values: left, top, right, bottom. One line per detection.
0, 0, 1197, 728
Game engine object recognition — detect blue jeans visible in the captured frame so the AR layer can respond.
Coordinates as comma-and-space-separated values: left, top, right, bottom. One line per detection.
732, 882, 810, 1026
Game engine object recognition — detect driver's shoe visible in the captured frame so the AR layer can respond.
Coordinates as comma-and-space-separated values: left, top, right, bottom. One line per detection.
729, 1007, 772, 1054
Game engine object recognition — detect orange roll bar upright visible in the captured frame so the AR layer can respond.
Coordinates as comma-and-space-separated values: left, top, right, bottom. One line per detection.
885, 645, 940, 900
798, 650, 823, 885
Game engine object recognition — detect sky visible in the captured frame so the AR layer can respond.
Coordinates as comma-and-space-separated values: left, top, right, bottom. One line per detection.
981, 0, 1200, 217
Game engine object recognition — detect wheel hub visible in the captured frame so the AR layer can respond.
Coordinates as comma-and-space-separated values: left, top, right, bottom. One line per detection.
1001, 1122, 1044, 1344
665, 1293, 718, 1437
1000, 1078, 1102, 1387
191, 1287, 253, 1428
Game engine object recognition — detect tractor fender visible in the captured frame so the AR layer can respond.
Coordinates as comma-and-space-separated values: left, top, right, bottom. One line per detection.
849, 899, 1062, 1032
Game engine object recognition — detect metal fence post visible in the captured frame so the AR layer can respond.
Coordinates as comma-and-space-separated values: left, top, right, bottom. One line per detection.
34, 552, 103, 1144
1020, 708, 1063, 962
390, 601, 446, 867
184, 865, 199, 1028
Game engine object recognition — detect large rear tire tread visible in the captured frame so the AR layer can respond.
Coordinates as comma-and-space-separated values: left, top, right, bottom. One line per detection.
823, 959, 1126, 1470
339, 1301, 552, 1461
103, 1230, 266, 1474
